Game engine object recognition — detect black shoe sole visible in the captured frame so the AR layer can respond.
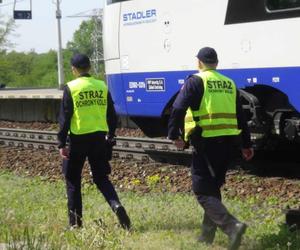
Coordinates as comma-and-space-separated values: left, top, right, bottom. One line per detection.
228, 224, 247, 250
197, 233, 215, 245
115, 206, 131, 230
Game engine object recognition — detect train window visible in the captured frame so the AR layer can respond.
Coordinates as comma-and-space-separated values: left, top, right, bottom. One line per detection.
266, 0, 300, 11
107, 0, 129, 4
226, 0, 300, 24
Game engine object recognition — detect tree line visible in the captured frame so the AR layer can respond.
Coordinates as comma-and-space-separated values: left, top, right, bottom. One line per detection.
0, 16, 104, 88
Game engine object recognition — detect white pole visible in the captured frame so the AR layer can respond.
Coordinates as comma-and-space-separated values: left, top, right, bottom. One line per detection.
56, 0, 64, 89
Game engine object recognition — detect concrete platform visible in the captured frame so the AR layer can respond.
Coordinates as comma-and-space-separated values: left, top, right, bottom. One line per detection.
0, 88, 135, 126
0, 89, 62, 122
0, 88, 63, 99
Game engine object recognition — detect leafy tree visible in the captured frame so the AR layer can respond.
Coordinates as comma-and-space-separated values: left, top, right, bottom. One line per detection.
67, 19, 95, 57
62, 49, 74, 83
67, 17, 104, 79
0, 18, 104, 88
0, 14, 15, 50
0, 51, 12, 85
0, 50, 59, 87
31, 50, 58, 87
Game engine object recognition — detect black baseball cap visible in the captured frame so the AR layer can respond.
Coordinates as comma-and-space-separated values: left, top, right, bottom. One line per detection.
71, 54, 91, 69
196, 47, 218, 64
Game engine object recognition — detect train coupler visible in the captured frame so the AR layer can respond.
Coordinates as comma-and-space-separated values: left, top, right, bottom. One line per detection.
283, 118, 300, 142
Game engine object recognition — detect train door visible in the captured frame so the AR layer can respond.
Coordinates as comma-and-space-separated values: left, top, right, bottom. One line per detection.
117, 0, 228, 118
103, 1, 128, 115
118, 0, 169, 117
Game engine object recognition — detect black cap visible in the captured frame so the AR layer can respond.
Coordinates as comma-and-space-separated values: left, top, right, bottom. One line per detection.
196, 47, 218, 64
71, 54, 91, 69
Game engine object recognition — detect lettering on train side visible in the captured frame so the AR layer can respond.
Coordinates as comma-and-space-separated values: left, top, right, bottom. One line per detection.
146, 78, 165, 92
123, 9, 157, 25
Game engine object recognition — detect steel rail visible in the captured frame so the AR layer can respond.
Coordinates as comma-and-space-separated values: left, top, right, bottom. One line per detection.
0, 127, 192, 164
0, 127, 57, 141
0, 128, 179, 150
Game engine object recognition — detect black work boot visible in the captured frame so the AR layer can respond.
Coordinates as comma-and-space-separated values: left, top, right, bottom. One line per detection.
198, 213, 217, 244
69, 211, 82, 229
198, 230, 216, 244
198, 225, 216, 244
112, 204, 131, 230
228, 222, 247, 250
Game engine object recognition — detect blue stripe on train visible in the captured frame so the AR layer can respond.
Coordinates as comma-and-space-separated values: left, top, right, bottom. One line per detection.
106, 67, 300, 117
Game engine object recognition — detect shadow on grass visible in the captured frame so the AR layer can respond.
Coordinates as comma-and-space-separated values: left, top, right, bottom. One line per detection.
239, 149, 300, 179
134, 219, 201, 233
250, 224, 300, 250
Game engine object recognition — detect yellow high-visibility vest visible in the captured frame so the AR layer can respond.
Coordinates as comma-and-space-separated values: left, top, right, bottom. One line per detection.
184, 70, 240, 140
67, 77, 108, 135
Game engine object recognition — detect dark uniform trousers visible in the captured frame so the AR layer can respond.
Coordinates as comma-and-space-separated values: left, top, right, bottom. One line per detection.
62, 133, 120, 226
191, 136, 240, 236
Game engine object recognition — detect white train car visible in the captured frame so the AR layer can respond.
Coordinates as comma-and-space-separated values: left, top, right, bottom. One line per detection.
103, 0, 300, 147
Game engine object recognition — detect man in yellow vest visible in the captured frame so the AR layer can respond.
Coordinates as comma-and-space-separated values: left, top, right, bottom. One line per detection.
57, 54, 130, 230
168, 47, 254, 250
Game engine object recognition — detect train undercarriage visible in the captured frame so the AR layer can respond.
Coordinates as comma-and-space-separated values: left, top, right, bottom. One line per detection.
240, 85, 300, 149
131, 85, 300, 150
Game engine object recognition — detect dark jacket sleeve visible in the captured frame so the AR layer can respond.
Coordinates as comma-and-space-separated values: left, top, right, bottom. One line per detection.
57, 85, 73, 148
168, 109, 186, 140
106, 92, 118, 138
236, 90, 252, 148
168, 76, 203, 140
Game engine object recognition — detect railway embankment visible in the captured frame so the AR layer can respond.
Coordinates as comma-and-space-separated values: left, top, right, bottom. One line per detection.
0, 120, 299, 207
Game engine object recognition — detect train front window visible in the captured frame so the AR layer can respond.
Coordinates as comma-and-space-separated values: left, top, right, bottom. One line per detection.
107, 0, 129, 4
267, 0, 300, 11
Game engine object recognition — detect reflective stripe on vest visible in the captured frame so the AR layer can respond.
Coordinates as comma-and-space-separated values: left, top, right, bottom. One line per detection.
184, 70, 240, 139
67, 77, 108, 135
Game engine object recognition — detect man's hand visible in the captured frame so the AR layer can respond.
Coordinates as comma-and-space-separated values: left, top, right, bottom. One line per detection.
59, 147, 69, 160
242, 147, 254, 161
106, 136, 116, 147
173, 138, 186, 151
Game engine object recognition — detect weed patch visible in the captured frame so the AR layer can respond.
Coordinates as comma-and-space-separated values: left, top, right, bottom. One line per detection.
0, 171, 299, 249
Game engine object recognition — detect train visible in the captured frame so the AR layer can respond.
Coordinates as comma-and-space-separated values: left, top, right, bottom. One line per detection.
103, 0, 300, 149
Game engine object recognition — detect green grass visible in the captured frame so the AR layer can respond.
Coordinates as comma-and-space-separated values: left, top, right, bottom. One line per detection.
0, 170, 299, 250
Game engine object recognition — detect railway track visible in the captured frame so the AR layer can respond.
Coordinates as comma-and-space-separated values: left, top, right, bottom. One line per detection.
0, 128, 192, 164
